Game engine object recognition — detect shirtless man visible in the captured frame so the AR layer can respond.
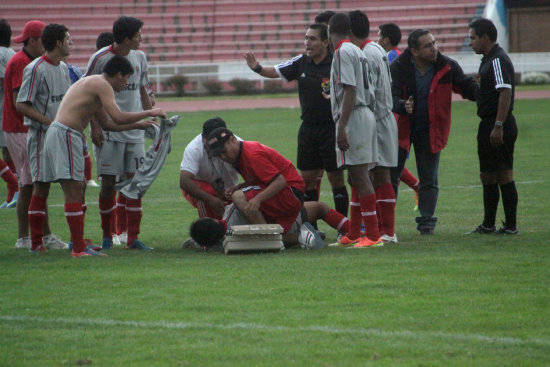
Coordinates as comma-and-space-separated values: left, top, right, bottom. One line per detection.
41, 55, 164, 257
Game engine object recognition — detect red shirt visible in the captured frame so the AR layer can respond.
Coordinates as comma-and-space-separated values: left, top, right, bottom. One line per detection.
2, 49, 33, 133
237, 141, 305, 192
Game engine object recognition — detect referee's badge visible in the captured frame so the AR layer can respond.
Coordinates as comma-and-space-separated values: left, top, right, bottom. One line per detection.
322, 78, 330, 94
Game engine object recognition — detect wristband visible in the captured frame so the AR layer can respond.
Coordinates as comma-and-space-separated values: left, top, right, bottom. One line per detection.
495, 121, 503, 127
252, 64, 263, 73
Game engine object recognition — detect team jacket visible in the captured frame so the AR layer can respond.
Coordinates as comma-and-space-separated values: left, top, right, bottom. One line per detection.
390, 48, 477, 153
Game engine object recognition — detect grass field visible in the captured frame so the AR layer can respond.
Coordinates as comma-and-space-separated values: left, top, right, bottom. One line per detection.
1, 99, 549, 366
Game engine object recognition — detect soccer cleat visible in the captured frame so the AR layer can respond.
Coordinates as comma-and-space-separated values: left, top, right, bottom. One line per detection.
118, 232, 128, 244
101, 237, 113, 250
68, 239, 101, 252
15, 237, 31, 249
112, 234, 121, 246
353, 237, 384, 248
413, 192, 419, 212
298, 222, 324, 249
29, 244, 47, 253
466, 224, 497, 234
43, 234, 69, 250
337, 235, 361, 246
72, 247, 106, 257
0, 201, 8, 209
6, 192, 18, 208
125, 239, 153, 250
496, 227, 519, 235
381, 234, 398, 244
86, 179, 100, 187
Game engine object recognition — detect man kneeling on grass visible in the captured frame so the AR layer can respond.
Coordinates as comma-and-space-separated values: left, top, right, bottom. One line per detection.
189, 185, 350, 250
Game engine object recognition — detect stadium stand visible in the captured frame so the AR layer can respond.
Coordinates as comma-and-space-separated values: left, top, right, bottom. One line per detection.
2, 0, 484, 67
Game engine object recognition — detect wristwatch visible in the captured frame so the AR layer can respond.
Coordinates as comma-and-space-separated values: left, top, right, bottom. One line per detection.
495, 121, 503, 127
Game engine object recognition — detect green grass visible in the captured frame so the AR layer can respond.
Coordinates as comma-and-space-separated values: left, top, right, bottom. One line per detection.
1, 100, 549, 366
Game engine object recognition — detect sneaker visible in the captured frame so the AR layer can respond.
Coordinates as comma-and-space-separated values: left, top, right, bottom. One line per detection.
86, 179, 99, 187
125, 239, 153, 250
496, 226, 519, 235
101, 237, 113, 250
6, 192, 18, 208
381, 234, 398, 243
43, 234, 69, 250
118, 232, 128, 244
413, 192, 419, 212
0, 201, 8, 209
72, 247, 106, 257
112, 234, 121, 246
15, 237, 31, 249
353, 237, 384, 248
466, 224, 497, 234
29, 244, 47, 253
298, 222, 324, 249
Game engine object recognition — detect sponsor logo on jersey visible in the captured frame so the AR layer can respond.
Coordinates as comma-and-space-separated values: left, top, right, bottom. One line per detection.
123, 83, 140, 91
51, 94, 65, 103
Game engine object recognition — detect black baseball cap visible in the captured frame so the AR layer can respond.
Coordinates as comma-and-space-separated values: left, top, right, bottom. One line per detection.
207, 127, 234, 157
202, 117, 227, 137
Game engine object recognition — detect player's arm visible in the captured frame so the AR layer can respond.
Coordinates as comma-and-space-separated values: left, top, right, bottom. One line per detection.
140, 85, 152, 111
180, 170, 226, 215
15, 102, 52, 126
244, 53, 279, 78
335, 84, 356, 152
244, 173, 287, 215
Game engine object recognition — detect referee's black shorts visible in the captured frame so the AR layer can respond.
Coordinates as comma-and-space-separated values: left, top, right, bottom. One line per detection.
297, 123, 339, 172
477, 115, 518, 173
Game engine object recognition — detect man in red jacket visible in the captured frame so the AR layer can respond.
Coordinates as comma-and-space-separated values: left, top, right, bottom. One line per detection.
389, 29, 477, 234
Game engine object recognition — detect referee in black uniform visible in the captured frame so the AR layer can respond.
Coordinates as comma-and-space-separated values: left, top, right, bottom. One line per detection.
468, 18, 519, 235
244, 23, 348, 218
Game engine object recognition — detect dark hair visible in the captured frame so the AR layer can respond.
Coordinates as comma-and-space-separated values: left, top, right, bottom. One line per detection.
348, 10, 369, 39
308, 23, 328, 41
328, 13, 351, 37
379, 23, 401, 47
315, 10, 335, 25
190, 218, 226, 248
407, 28, 431, 50
0, 19, 11, 47
96, 31, 114, 50
202, 117, 227, 137
103, 54, 134, 77
469, 18, 498, 42
41, 24, 69, 52
112, 16, 143, 44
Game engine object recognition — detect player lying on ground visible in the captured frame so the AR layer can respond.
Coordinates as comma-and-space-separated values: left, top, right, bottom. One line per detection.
189, 186, 350, 250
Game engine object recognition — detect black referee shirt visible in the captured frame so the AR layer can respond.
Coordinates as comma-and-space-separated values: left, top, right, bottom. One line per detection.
477, 43, 515, 120
276, 53, 334, 126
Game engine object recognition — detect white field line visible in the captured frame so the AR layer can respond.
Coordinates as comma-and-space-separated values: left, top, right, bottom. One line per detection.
47, 180, 545, 208
1, 315, 549, 347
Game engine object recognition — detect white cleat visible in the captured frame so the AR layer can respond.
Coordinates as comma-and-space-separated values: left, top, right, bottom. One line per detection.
381, 234, 398, 244
112, 234, 121, 246
15, 237, 31, 249
86, 179, 100, 187
43, 233, 69, 250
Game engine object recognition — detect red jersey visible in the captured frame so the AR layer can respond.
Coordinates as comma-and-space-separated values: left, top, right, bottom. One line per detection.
2, 49, 33, 133
237, 141, 305, 192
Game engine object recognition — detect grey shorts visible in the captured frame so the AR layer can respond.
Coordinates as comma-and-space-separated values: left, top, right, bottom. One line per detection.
27, 127, 48, 183
0, 128, 5, 147
95, 140, 145, 176
375, 113, 398, 168
43, 122, 85, 182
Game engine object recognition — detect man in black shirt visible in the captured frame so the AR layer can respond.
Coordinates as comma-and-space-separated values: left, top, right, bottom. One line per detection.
244, 23, 348, 219
468, 18, 518, 235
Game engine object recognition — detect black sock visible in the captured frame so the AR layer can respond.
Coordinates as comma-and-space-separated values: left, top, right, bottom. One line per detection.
332, 186, 349, 218
304, 189, 318, 202
482, 183, 500, 228
499, 181, 518, 229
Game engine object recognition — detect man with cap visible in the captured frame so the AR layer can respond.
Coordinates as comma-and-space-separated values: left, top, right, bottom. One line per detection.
207, 127, 305, 234
179, 117, 240, 219
2, 20, 46, 249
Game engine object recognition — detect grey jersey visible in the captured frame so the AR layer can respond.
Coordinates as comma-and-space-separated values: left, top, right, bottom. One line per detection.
85, 46, 149, 143
363, 42, 393, 120
117, 115, 179, 199
0, 47, 16, 129
17, 56, 70, 130
330, 41, 375, 123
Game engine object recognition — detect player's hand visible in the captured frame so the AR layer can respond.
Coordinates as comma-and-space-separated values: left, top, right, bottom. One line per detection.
337, 125, 349, 151
91, 126, 104, 147
208, 196, 226, 217
134, 119, 158, 130
405, 96, 414, 114
244, 197, 261, 216
149, 108, 166, 119
490, 126, 504, 147
244, 53, 258, 70
224, 185, 239, 200
321, 91, 330, 100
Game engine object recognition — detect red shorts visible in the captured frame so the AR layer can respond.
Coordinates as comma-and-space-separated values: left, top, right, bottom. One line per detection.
242, 185, 303, 233
181, 180, 226, 219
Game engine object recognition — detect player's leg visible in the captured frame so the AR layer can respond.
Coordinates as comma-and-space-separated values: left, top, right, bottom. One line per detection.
231, 189, 267, 225
304, 200, 349, 235
181, 180, 224, 219
348, 164, 381, 244
389, 146, 408, 198
28, 181, 50, 251
123, 142, 149, 249
0, 158, 18, 206
370, 165, 396, 242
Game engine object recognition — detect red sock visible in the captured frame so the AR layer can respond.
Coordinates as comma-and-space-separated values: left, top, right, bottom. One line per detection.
116, 194, 127, 235
126, 197, 142, 246
375, 183, 396, 236
323, 209, 349, 235
359, 194, 380, 241
65, 202, 85, 252
0, 159, 18, 202
315, 175, 323, 199
6, 158, 16, 175
99, 195, 115, 239
400, 167, 419, 191
29, 195, 47, 250
110, 193, 117, 235
347, 187, 362, 239
84, 152, 92, 181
